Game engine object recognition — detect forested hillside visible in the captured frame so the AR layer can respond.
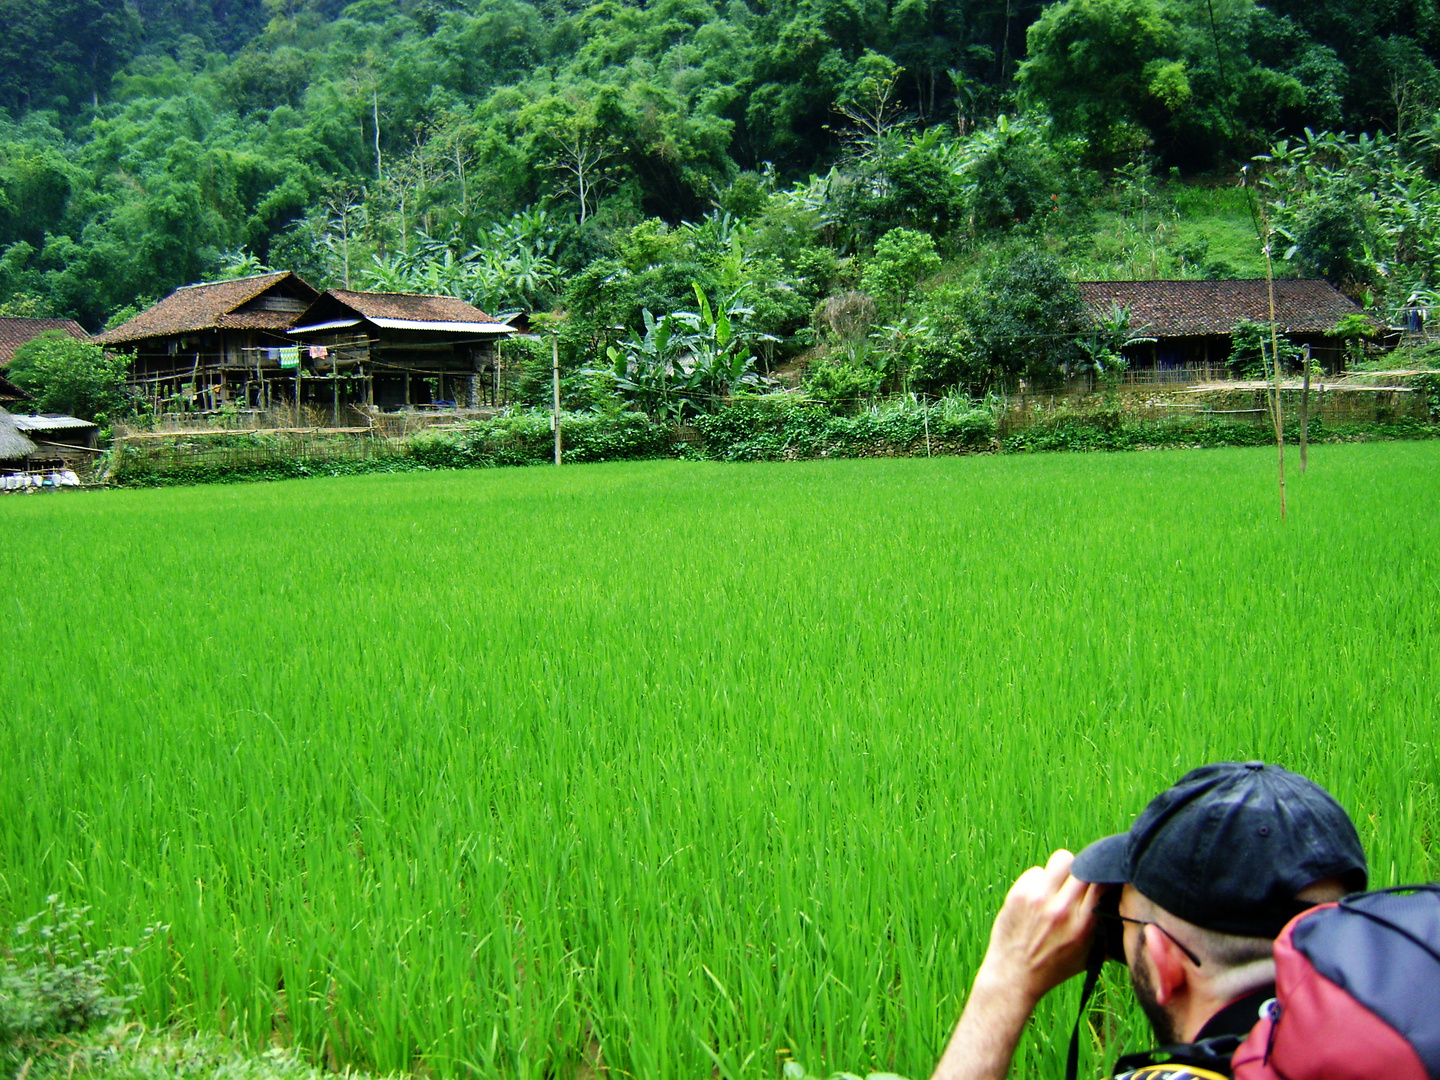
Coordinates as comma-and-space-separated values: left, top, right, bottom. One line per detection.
2, 0, 1438, 394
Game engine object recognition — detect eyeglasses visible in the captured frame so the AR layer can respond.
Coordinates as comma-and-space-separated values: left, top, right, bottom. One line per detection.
1093, 908, 1204, 968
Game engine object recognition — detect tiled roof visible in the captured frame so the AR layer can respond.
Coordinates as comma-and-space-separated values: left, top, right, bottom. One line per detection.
214, 310, 305, 330
96, 272, 317, 345
1076, 279, 1367, 336
0, 373, 31, 402
328, 289, 501, 324
0, 317, 88, 366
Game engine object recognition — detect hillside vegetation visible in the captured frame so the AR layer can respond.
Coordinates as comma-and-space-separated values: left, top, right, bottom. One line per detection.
2, 0, 1439, 402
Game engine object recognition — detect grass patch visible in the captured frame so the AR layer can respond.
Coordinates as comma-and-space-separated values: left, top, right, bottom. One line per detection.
1061, 179, 1270, 280
3, 446, 1438, 1079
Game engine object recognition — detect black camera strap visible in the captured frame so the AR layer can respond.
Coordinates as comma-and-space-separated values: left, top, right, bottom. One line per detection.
1065, 936, 1108, 1080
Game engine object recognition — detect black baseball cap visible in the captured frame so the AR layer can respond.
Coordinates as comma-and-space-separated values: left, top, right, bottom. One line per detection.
1072, 761, 1368, 938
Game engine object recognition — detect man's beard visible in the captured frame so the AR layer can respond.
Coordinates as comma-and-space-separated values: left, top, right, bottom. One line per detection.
1130, 953, 1179, 1046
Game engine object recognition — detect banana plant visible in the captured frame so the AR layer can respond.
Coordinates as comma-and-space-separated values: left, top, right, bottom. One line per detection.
606, 310, 703, 421
604, 286, 777, 420
670, 284, 777, 401
1078, 303, 1153, 375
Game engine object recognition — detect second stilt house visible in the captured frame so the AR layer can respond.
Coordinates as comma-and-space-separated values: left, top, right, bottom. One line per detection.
287, 290, 515, 410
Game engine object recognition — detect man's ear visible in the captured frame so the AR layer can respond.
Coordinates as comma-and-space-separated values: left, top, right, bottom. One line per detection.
1141, 926, 1189, 1005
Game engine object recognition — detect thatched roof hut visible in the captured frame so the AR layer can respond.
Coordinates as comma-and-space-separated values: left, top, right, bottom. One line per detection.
0, 409, 38, 461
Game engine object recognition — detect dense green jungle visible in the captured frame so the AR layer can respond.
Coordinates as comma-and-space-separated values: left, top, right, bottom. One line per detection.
3, 0, 1440, 404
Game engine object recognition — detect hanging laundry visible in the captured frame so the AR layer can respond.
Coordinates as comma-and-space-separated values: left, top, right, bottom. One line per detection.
278, 347, 300, 368
308, 345, 329, 360
265, 347, 283, 361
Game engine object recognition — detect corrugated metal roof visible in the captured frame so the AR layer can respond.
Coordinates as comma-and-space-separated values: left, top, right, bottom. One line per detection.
368, 317, 514, 333
13, 414, 97, 432
288, 319, 363, 334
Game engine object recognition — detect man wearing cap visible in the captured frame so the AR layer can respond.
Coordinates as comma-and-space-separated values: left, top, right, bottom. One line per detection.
930, 762, 1368, 1080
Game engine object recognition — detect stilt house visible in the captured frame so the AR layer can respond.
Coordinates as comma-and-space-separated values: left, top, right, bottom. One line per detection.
287, 290, 514, 410
1076, 279, 1371, 374
95, 272, 320, 411
0, 317, 89, 404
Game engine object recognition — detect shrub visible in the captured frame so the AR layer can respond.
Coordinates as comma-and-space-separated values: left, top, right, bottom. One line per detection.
1413, 372, 1440, 420
8, 332, 134, 423
694, 394, 995, 460
859, 229, 941, 315
803, 351, 889, 408
1, 897, 158, 1044
410, 411, 670, 468
968, 249, 1085, 387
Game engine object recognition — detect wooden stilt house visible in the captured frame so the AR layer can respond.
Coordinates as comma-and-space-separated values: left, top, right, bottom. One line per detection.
95, 272, 320, 412
286, 290, 515, 410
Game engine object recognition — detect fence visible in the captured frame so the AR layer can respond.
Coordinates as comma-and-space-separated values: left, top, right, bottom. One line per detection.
1119, 364, 1232, 387
111, 404, 510, 438
107, 429, 408, 482
1000, 383, 1429, 435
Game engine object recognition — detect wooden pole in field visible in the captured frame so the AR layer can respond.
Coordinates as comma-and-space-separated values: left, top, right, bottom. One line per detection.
1249, 171, 1287, 521
1300, 344, 1311, 474
552, 335, 562, 466
1264, 233, 1286, 519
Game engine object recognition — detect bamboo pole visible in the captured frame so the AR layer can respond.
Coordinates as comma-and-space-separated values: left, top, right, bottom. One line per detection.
552, 335, 562, 467
1300, 344, 1311, 474
1250, 174, 1287, 520
1264, 244, 1286, 519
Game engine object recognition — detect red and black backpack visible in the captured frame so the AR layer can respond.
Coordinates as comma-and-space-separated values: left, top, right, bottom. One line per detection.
1231, 884, 1440, 1080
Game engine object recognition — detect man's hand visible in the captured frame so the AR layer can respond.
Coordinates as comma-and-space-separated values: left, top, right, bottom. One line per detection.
976, 849, 1102, 1006
930, 850, 1102, 1080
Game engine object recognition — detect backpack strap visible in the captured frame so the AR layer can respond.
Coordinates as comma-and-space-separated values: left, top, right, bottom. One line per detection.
1112, 1034, 1245, 1077
1112, 1065, 1231, 1080
1336, 884, 1440, 967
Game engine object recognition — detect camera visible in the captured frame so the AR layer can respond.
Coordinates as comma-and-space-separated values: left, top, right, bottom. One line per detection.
1096, 886, 1127, 964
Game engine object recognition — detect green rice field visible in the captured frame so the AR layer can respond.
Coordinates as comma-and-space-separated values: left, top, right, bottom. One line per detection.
2, 444, 1437, 1079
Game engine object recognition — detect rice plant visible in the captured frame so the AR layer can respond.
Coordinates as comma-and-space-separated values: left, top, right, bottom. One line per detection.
1, 443, 1436, 1079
